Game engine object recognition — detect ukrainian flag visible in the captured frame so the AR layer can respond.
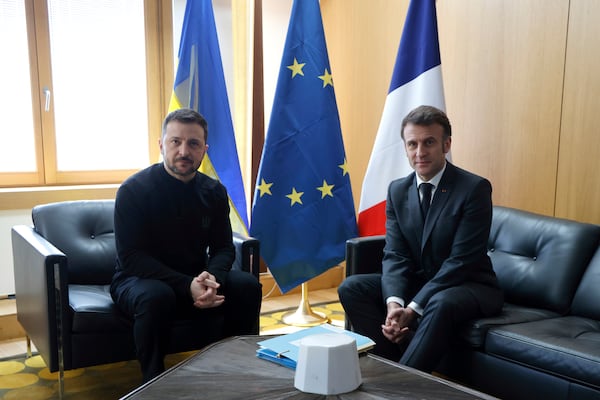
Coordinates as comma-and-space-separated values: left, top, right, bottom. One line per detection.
169, 0, 248, 234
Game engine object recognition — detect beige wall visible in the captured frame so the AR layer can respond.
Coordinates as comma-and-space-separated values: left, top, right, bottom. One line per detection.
556, 0, 600, 223
322, 0, 600, 225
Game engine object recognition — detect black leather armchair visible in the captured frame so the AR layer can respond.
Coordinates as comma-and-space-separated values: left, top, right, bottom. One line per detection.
11, 200, 260, 380
344, 235, 385, 330
345, 234, 385, 277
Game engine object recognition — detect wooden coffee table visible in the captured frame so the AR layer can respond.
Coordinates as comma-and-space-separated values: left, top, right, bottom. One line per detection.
120, 335, 497, 399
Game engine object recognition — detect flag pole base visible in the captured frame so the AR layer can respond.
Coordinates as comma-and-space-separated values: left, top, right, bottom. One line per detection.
282, 282, 329, 327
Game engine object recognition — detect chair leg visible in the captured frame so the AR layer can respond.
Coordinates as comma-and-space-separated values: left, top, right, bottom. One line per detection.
53, 262, 65, 399
58, 369, 64, 399
25, 330, 63, 397
26, 334, 32, 358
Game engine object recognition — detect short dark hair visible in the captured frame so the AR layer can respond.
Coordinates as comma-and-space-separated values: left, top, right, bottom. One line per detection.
401, 105, 451, 140
162, 108, 208, 142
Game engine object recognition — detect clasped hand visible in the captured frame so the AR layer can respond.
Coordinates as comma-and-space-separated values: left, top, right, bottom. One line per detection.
190, 271, 224, 309
381, 302, 416, 344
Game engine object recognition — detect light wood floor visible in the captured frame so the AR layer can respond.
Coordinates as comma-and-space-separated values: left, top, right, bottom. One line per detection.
260, 287, 339, 314
0, 288, 339, 359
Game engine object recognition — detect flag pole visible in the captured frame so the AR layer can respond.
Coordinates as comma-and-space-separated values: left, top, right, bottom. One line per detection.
282, 282, 329, 327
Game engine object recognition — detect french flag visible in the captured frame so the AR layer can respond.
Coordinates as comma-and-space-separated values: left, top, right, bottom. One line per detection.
357, 0, 446, 236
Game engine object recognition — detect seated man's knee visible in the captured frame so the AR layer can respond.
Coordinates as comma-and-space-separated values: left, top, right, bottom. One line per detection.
236, 271, 261, 292
137, 280, 176, 316
338, 274, 375, 302
337, 275, 359, 299
424, 289, 463, 318
226, 271, 262, 304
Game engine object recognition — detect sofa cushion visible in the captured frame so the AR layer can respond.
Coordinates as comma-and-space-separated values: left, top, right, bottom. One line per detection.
68, 284, 131, 333
485, 316, 600, 389
488, 206, 600, 314
462, 302, 560, 347
571, 247, 600, 320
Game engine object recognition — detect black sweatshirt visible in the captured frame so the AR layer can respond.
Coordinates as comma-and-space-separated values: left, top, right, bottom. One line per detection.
113, 163, 235, 298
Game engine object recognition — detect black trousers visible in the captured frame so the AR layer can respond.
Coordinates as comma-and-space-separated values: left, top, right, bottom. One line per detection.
111, 270, 262, 382
338, 273, 503, 373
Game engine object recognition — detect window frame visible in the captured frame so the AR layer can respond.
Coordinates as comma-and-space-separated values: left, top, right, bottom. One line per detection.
0, 0, 173, 189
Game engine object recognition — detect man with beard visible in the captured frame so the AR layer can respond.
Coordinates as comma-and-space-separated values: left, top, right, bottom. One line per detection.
110, 108, 261, 382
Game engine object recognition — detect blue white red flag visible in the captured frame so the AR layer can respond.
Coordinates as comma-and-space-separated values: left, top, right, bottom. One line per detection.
358, 0, 446, 236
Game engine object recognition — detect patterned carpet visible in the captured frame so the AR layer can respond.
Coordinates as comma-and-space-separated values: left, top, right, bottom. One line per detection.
259, 301, 345, 334
0, 301, 343, 399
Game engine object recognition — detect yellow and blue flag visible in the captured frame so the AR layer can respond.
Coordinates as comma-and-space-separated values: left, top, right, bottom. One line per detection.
250, 0, 357, 293
169, 0, 248, 233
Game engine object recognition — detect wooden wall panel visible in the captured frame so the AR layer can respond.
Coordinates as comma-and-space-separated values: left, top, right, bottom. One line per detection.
323, 0, 572, 219
555, 0, 600, 224
434, 0, 568, 216
322, 0, 598, 224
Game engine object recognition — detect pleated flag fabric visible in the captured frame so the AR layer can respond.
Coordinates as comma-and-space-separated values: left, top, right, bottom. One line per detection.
169, 0, 249, 234
250, 0, 357, 293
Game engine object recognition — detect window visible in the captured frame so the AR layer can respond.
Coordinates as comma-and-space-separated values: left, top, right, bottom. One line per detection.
0, 0, 36, 174
0, 0, 171, 187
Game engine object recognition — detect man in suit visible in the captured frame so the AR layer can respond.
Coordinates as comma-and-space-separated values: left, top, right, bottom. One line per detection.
338, 105, 503, 373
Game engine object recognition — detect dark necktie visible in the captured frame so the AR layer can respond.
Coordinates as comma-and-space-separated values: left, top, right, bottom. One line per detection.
420, 183, 433, 219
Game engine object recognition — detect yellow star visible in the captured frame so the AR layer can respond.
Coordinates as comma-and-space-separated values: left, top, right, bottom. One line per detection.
257, 178, 273, 197
317, 180, 335, 199
287, 58, 305, 78
318, 68, 333, 87
338, 158, 349, 176
286, 187, 304, 206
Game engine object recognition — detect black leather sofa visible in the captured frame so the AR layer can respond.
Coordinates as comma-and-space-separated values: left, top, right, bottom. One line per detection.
345, 206, 600, 400
11, 199, 261, 377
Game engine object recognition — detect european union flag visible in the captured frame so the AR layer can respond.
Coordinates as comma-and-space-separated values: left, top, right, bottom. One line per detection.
250, 0, 358, 293
169, 0, 248, 234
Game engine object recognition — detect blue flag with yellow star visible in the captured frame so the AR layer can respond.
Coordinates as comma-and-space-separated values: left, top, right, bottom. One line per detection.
250, 0, 357, 293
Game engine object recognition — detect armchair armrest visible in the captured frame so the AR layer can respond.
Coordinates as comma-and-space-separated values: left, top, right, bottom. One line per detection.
345, 235, 386, 276
232, 232, 260, 279
11, 225, 69, 372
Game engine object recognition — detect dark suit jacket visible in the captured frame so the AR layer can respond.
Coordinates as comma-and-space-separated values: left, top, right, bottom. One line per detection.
382, 162, 500, 314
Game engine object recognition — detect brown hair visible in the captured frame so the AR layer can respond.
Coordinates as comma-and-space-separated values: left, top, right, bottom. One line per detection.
401, 105, 451, 140
162, 108, 208, 141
